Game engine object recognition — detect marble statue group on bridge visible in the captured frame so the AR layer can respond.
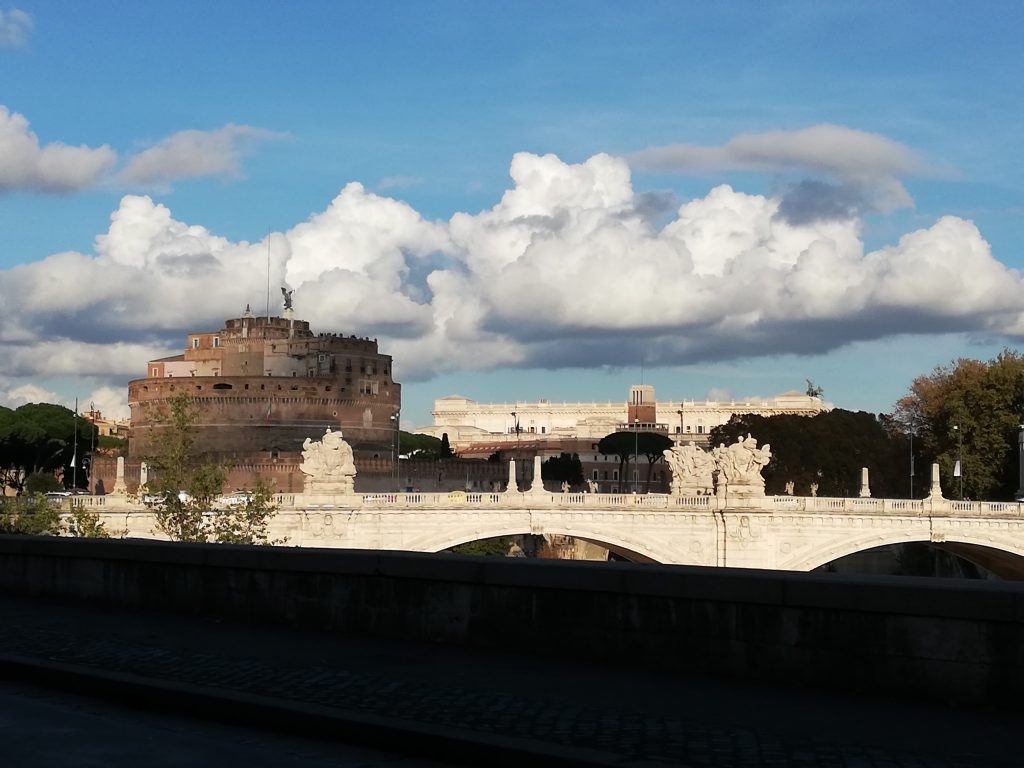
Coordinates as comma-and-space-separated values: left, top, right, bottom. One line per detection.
300, 428, 357, 495
296, 426, 775, 501
663, 435, 771, 498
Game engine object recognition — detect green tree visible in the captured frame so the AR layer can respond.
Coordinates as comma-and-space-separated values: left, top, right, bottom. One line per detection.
598, 431, 673, 492
144, 393, 277, 543
65, 506, 111, 538
893, 350, 1024, 500
636, 433, 674, 490
709, 410, 908, 497
0, 403, 97, 494
97, 435, 127, 452
449, 536, 514, 556
398, 431, 444, 459
25, 471, 63, 494
439, 432, 454, 458
0, 494, 61, 535
541, 453, 584, 487
597, 431, 635, 490
209, 480, 278, 545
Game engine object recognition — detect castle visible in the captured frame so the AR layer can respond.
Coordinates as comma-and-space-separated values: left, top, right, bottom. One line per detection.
128, 306, 401, 462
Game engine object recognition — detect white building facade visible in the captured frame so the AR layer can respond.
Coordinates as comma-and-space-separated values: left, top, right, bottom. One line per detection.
419, 386, 830, 451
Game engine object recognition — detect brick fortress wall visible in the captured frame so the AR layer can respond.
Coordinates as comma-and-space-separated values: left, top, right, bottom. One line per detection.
128, 314, 401, 462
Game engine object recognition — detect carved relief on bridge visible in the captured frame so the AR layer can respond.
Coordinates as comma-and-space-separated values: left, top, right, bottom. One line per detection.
299, 428, 357, 494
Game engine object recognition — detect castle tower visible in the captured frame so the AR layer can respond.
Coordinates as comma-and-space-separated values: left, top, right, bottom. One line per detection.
128, 313, 401, 460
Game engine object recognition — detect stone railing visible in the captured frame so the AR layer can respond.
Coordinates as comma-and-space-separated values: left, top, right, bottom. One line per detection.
69, 491, 1024, 517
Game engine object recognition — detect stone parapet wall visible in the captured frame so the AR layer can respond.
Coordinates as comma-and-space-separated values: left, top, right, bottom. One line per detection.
91, 456, 513, 497
0, 535, 1020, 707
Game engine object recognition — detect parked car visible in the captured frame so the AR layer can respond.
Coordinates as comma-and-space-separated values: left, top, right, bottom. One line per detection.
217, 490, 253, 507
141, 491, 190, 504
43, 489, 88, 500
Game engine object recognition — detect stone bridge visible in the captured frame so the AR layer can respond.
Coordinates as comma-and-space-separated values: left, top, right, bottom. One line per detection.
73, 484, 1024, 578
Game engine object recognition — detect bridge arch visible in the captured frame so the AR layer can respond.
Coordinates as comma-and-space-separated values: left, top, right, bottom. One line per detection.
787, 530, 1024, 580
405, 521, 702, 566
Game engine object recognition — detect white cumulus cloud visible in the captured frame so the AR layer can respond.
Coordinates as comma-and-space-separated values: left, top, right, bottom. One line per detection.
2, 147, 1022, 407
0, 106, 116, 193
120, 124, 285, 185
630, 124, 930, 220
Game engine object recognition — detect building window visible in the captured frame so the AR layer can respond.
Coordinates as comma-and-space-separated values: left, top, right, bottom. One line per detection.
213, 337, 220, 348
151, 368, 158, 377
697, 425, 704, 434
191, 339, 199, 349
592, 470, 598, 480
541, 427, 546, 434
612, 470, 618, 481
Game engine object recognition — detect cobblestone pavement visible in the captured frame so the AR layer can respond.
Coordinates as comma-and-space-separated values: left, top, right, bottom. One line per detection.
0, 595, 1016, 767
0, 680, 456, 768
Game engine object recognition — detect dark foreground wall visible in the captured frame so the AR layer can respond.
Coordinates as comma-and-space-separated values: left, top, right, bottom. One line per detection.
0, 535, 1021, 707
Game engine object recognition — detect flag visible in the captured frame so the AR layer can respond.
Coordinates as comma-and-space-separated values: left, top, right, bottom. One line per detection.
953, 460, 961, 477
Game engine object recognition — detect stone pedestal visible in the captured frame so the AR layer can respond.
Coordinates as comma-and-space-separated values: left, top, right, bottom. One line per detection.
526, 455, 546, 495
109, 456, 129, 496
505, 459, 519, 493
859, 467, 871, 498
303, 478, 355, 495
925, 462, 944, 500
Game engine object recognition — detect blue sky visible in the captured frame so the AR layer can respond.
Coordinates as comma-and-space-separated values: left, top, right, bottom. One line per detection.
1, 2, 1023, 427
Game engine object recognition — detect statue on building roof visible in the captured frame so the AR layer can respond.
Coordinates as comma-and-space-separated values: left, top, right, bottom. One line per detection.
281, 287, 294, 311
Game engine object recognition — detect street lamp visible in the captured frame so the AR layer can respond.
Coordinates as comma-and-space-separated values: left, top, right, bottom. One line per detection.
1017, 424, 1024, 501
390, 410, 401, 492
953, 424, 963, 500
633, 418, 640, 494
511, 411, 520, 483
908, 426, 915, 499
88, 401, 96, 495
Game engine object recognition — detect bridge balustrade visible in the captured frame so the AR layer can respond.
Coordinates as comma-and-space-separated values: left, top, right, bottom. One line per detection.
57, 491, 1024, 518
